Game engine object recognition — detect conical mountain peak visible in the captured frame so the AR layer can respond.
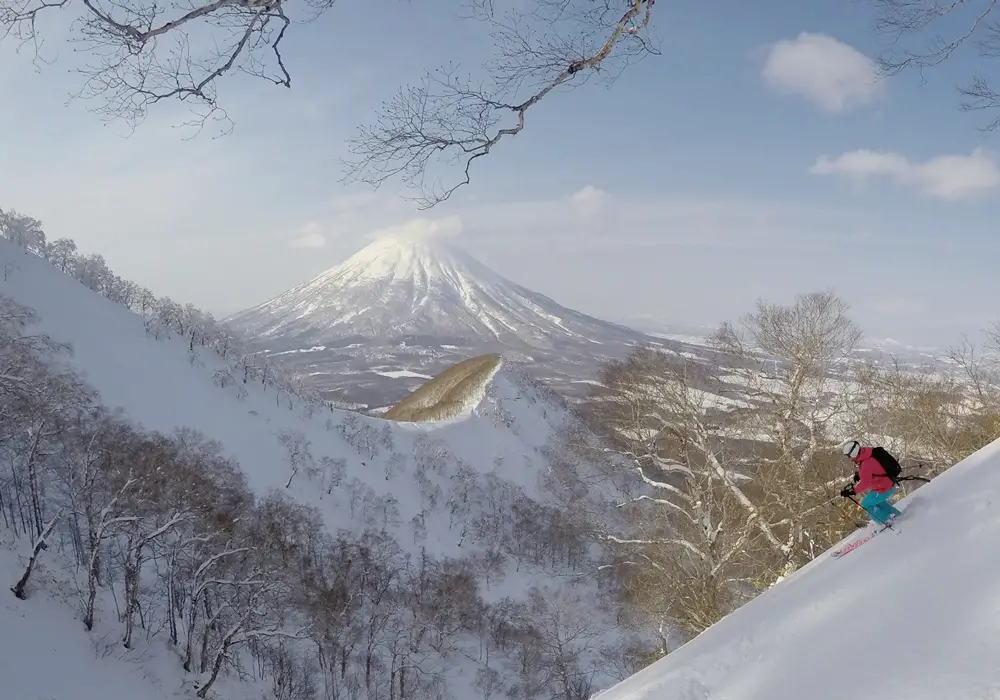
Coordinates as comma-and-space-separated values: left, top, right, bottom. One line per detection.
226, 235, 647, 354
314, 234, 492, 291
224, 235, 654, 405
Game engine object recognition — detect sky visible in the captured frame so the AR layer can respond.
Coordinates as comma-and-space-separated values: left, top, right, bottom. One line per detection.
2, 0, 1000, 348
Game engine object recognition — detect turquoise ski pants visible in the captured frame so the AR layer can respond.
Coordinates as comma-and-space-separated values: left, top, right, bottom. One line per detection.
860, 487, 901, 524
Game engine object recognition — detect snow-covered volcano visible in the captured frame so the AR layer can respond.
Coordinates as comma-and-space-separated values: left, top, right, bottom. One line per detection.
225, 236, 674, 408
227, 235, 647, 349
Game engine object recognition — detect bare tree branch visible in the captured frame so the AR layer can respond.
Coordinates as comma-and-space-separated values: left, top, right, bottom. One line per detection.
342, 0, 660, 208
865, 0, 1000, 129
0, 0, 326, 129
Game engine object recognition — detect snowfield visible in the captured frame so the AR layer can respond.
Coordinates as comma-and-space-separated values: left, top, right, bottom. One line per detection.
593, 436, 1000, 700
374, 369, 434, 380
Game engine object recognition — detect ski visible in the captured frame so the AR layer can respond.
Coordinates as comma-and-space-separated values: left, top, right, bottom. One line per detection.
830, 521, 896, 559
831, 529, 880, 558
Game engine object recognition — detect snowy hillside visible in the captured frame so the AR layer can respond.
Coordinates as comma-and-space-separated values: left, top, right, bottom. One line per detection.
0, 237, 637, 700
592, 438, 1000, 700
0, 542, 185, 699
223, 235, 679, 408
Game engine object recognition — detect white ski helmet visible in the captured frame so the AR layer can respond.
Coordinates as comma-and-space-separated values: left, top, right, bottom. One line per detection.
841, 440, 861, 460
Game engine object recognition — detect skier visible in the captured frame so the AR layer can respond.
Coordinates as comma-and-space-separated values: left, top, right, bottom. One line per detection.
839, 440, 902, 526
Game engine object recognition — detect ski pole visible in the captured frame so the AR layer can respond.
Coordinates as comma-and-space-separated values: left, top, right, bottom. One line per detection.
899, 462, 931, 484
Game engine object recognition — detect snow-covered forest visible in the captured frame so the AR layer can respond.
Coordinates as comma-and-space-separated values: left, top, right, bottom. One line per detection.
0, 205, 640, 699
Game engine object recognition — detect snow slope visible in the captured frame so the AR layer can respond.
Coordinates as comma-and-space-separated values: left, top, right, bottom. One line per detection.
0, 239, 554, 555
0, 540, 187, 700
0, 238, 630, 697
593, 437, 1000, 700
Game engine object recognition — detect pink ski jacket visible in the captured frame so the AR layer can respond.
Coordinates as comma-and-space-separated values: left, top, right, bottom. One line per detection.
853, 447, 895, 495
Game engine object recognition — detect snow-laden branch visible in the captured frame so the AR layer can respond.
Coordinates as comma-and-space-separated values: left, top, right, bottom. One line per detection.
603, 534, 708, 562
616, 494, 698, 525
194, 578, 298, 698
231, 624, 313, 645
634, 466, 692, 503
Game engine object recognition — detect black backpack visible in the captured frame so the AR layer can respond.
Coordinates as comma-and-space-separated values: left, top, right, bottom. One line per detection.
870, 446, 902, 482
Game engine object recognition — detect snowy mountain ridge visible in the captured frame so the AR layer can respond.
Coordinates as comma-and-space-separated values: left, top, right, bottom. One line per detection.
224, 235, 673, 408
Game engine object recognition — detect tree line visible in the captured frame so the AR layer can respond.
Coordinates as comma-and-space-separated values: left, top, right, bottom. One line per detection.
0, 207, 344, 411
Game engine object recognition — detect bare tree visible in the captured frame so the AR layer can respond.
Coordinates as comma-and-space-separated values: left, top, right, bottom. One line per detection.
865, 0, 1000, 129
505, 585, 601, 700
10, 511, 60, 599
277, 428, 315, 488
13, 369, 90, 539
318, 455, 345, 496
181, 541, 250, 671
120, 510, 187, 648
578, 292, 867, 646
0, 0, 334, 129
195, 576, 307, 699
711, 290, 864, 568
343, 0, 659, 208
476, 666, 503, 700
45, 239, 78, 273
0, 210, 46, 253
587, 347, 768, 640
846, 335, 1000, 473
83, 475, 140, 631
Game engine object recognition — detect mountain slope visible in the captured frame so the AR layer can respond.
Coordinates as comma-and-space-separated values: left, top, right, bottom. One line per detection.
593, 438, 1000, 700
224, 235, 670, 408
227, 235, 646, 349
0, 238, 635, 700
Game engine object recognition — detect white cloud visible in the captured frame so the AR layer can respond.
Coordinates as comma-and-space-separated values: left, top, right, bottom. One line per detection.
570, 185, 609, 217
367, 215, 464, 242
761, 33, 882, 113
810, 147, 1000, 200
291, 221, 326, 248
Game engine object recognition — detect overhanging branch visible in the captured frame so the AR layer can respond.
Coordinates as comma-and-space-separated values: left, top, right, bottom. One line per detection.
341, 0, 659, 208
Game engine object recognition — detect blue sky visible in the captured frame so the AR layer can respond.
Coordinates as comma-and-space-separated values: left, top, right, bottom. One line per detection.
2, 0, 999, 347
